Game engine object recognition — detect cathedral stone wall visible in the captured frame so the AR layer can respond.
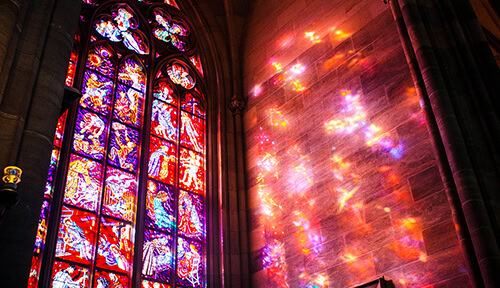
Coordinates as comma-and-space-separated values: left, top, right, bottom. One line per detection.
242, 1, 469, 287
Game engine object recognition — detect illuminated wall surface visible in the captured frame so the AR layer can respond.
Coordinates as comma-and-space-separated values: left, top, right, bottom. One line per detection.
244, 1, 469, 287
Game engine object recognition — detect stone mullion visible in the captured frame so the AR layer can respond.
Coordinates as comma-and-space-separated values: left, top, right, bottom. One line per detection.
0, 0, 82, 286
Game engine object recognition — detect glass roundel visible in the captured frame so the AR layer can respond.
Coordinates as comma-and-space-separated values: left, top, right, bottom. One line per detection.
28, 1, 207, 288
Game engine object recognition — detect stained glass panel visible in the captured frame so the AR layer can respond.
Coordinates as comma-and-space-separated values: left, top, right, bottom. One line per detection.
34, 200, 50, 254
181, 93, 205, 118
151, 99, 178, 142
118, 58, 146, 92
80, 70, 113, 116
86, 44, 115, 78
51, 261, 90, 288
146, 180, 174, 231
108, 122, 139, 172
55, 206, 97, 264
54, 111, 68, 148
142, 229, 174, 282
28, 255, 40, 288
153, 81, 178, 105
142, 280, 171, 288
177, 190, 205, 241
103, 167, 137, 222
148, 136, 177, 185
179, 149, 204, 195
73, 109, 107, 160
45, 148, 60, 197
95, 19, 122, 42
153, 12, 188, 52
113, 83, 144, 127
180, 112, 205, 153
167, 64, 195, 89
97, 217, 133, 273
64, 154, 103, 211
176, 237, 204, 288
94, 270, 129, 287
189, 56, 203, 77
65, 49, 78, 87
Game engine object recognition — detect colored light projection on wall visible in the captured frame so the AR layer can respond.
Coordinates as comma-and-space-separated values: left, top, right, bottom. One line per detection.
246, 13, 460, 286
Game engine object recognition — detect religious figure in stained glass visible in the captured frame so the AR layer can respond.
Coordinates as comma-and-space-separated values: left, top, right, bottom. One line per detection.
179, 149, 204, 194
51, 261, 89, 288
151, 100, 178, 142
95, 8, 149, 55
80, 71, 113, 115
55, 207, 96, 264
64, 154, 102, 211
148, 136, 177, 185
108, 122, 139, 171
180, 112, 205, 153
153, 81, 177, 105
146, 180, 175, 231
118, 58, 147, 92
103, 168, 137, 221
73, 110, 107, 160
176, 237, 203, 288
177, 190, 204, 240
97, 218, 133, 273
94, 270, 128, 288
142, 229, 174, 282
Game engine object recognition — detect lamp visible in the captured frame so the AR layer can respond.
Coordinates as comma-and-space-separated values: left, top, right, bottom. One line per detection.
0, 166, 22, 220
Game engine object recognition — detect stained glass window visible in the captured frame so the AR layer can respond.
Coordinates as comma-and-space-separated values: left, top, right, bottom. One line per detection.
30, 1, 207, 287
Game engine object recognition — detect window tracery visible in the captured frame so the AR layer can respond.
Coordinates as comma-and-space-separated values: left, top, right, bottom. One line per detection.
28, 1, 206, 287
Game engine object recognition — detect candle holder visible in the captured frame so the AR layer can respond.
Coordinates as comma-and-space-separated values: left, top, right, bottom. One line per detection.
0, 166, 22, 220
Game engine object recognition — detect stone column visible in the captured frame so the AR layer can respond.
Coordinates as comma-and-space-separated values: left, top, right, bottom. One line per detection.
388, 0, 500, 286
0, 0, 81, 286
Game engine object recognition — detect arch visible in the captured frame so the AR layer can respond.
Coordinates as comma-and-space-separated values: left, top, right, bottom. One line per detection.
26, 1, 218, 287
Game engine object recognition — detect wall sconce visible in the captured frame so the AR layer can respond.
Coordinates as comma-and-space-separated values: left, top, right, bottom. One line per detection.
0, 166, 22, 220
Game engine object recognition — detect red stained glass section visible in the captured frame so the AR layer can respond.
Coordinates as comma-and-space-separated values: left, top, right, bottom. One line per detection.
55, 206, 97, 264
153, 81, 178, 106
148, 136, 177, 185
28, 255, 40, 288
180, 112, 205, 153
94, 270, 129, 287
73, 109, 107, 160
177, 190, 205, 241
51, 261, 90, 288
96, 217, 133, 273
181, 93, 205, 118
64, 154, 103, 211
103, 167, 137, 222
54, 111, 68, 148
179, 148, 204, 195
65, 49, 78, 87
108, 122, 139, 172
113, 83, 145, 127
151, 99, 178, 142
80, 70, 113, 116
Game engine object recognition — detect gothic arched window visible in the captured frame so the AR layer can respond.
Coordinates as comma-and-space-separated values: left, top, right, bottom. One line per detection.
28, 1, 207, 287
